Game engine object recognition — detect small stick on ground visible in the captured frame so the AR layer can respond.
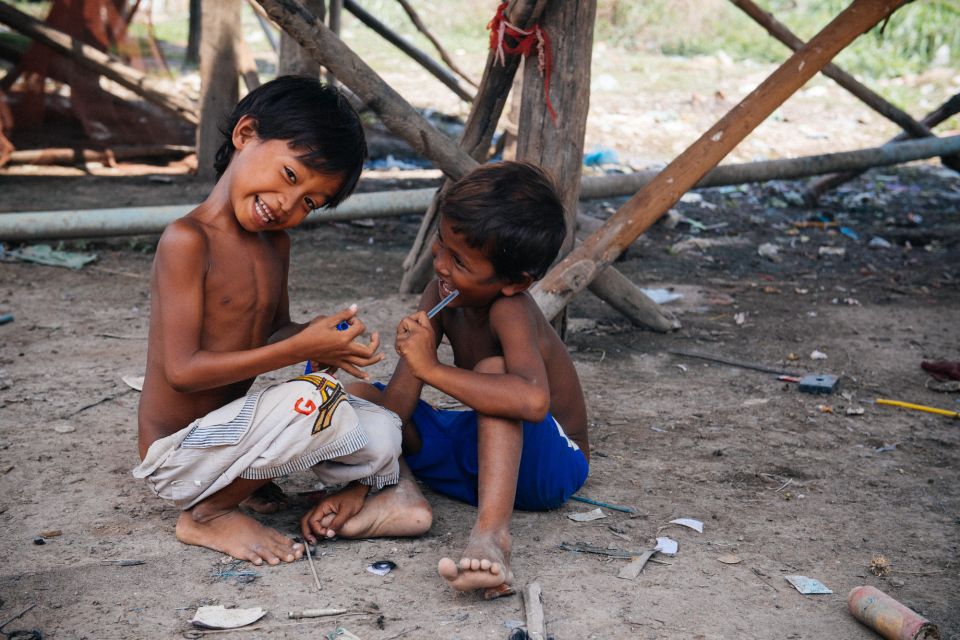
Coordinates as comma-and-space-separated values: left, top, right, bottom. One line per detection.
521, 582, 546, 640
304, 543, 322, 591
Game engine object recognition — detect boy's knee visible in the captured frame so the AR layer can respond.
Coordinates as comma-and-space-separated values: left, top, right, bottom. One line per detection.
359, 408, 403, 462
473, 356, 505, 374
346, 381, 383, 403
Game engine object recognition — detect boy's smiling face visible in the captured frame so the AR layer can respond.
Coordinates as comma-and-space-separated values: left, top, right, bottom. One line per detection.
431, 215, 530, 309
228, 116, 345, 232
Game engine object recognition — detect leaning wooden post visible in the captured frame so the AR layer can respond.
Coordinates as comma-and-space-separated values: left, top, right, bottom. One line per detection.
805, 91, 960, 203
279, 0, 323, 77
197, 0, 240, 180
531, 0, 909, 321
730, 0, 930, 138
399, 0, 550, 293
342, 0, 474, 102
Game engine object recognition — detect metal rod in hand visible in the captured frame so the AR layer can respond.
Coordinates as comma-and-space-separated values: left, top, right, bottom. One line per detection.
427, 290, 459, 319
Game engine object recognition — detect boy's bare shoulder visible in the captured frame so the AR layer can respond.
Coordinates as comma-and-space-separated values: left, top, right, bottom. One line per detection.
157, 216, 210, 255
488, 292, 544, 328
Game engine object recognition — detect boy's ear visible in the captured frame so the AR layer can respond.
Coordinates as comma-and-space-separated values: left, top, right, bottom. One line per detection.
231, 114, 259, 149
499, 273, 534, 297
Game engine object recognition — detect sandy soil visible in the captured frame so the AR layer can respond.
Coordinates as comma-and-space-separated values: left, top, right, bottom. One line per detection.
1, 50, 959, 640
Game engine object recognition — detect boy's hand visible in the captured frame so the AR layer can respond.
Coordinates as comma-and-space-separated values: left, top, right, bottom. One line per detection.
395, 311, 438, 379
299, 305, 383, 380
300, 482, 370, 543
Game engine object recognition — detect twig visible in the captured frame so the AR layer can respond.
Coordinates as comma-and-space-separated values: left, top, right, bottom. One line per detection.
381, 625, 422, 640
0, 604, 36, 632
521, 582, 546, 640
570, 494, 636, 513
63, 388, 134, 418
775, 478, 794, 493
751, 567, 779, 592
305, 542, 323, 591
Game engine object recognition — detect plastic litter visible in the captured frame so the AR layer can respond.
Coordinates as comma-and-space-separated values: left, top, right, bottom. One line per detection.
784, 575, 832, 595
190, 606, 266, 629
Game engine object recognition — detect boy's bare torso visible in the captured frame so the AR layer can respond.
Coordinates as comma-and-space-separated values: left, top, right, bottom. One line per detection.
439, 292, 589, 454
138, 216, 288, 457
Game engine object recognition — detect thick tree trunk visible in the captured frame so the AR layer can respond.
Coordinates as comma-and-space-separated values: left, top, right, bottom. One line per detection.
279, 0, 324, 77
531, 0, 909, 322
197, 0, 240, 180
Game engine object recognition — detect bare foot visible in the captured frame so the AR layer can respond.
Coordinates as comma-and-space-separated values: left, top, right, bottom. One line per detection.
330, 473, 432, 538
176, 508, 303, 566
437, 527, 514, 598
240, 481, 288, 514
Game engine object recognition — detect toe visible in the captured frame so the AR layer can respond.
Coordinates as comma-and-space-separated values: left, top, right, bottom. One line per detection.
479, 558, 492, 572
438, 557, 460, 580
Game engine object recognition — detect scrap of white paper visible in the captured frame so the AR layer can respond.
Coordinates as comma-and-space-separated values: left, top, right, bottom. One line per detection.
567, 508, 606, 522
669, 518, 704, 533
654, 537, 678, 555
122, 375, 144, 391
784, 575, 832, 595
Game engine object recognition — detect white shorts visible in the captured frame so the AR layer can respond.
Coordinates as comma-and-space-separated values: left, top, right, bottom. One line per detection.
133, 373, 401, 510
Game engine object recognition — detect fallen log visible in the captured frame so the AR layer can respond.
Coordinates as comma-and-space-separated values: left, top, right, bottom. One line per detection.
342, 0, 473, 102
805, 92, 960, 203
6, 144, 193, 166
530, 0, 910, 322
0, 2, 198, 125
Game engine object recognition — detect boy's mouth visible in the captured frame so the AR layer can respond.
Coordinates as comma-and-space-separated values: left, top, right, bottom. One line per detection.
438, 279, 455, 298
255, 196, 277, 225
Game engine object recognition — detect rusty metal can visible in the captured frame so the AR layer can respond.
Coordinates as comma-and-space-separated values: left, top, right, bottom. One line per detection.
847, 585, 940, 640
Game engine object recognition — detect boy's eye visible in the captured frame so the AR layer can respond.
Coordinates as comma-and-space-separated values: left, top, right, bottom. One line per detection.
284, 167, 296, 183
305, 197, 318, 210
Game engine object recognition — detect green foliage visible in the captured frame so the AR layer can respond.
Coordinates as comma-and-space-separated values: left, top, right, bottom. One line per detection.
595, 0, 960, 78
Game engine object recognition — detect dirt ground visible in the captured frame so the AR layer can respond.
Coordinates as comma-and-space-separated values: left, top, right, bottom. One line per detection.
1, 52, 960, 639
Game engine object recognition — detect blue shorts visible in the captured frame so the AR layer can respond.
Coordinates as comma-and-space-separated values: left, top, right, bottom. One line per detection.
404, 399, 589, 511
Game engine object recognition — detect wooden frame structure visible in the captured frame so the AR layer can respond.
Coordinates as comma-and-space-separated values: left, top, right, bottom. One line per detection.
2, 0, 956, 330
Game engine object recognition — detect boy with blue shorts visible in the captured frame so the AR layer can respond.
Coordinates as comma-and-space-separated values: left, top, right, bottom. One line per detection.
351, 161, 590, 598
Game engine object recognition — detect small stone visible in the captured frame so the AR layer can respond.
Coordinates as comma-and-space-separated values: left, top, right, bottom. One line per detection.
54, 424, 76, 434
33, 537, 46, 545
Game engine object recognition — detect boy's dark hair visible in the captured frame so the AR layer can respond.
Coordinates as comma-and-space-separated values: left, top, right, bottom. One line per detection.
214, 75, 367, 209
439, 161, 566, 283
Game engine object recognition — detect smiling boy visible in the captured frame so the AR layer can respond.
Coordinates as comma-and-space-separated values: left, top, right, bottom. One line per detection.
134, 76, 431, 566
354, 161, 591, 598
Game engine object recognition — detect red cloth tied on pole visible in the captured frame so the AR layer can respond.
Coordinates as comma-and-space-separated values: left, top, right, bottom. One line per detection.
487, 1, 556, 123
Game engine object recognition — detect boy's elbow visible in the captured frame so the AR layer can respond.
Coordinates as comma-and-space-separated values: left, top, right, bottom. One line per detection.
523, 391, 550, 423
165, 365, 198, 393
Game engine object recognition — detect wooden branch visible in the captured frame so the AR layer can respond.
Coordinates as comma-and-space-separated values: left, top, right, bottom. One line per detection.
805, 92, 960, 203
256, 0, 475, 180
588, 268, 679, 332
521, 582, 546, 640
395, 0, 478, 88
531, 0, 909, 321
235, 36, 261, 91
398, 0, 550, 292
0, 2, 198, 125
729, 0, 931, 139
342, 0, 473, 102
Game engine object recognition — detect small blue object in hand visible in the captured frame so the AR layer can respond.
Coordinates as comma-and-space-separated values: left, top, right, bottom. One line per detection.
305, 319, 351, 374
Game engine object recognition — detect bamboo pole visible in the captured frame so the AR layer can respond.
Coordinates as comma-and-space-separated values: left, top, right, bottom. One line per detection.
342, 0, 473, 102
530, 0, 909, 322
0, 2, 199, 125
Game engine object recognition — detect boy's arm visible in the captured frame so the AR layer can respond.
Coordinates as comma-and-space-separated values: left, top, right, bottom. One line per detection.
399, 296, 550, 422
155, 223, 380, 392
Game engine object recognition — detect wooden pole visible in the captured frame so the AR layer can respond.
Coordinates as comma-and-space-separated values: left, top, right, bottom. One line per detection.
197, 0, 240, 180
729, 0, 933, 139
805, 92, 960, 203
395, 0, 479, 88
515, 0, 595, 333
531, 0, 909, 322
326, 0, 343, 85
255, 0, 475, 180
341, 0, 473, 102
0, 2, 198, 125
